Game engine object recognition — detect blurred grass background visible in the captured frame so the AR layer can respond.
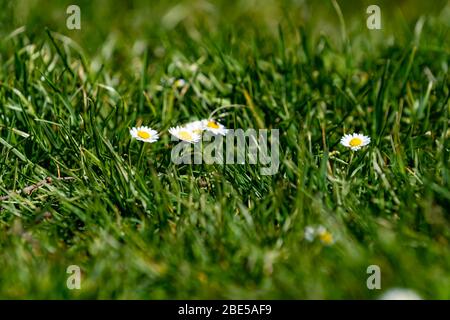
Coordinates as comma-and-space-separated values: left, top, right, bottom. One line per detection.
0, 0, 449, 299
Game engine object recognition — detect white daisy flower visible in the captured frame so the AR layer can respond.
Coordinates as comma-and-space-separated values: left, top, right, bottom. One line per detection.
379, 288, 422, 300
164, 78, 186, 88
202, 119, 227, 136
340, 133, 371, 151
169, 126, 201, 144
185, 120, 205, 135
130, 126, 159, 143
303, 225, 334, 245
174, 79, 186, 88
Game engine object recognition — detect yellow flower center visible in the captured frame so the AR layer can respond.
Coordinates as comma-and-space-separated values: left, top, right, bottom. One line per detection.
349, 137, 362, 147
207, 121, 220, 129
179, 131, 193, 141
137, 130, 151, 139
319, 231, 333, 245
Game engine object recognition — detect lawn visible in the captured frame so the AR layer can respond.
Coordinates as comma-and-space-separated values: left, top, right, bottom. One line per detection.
0, 0, 449, 299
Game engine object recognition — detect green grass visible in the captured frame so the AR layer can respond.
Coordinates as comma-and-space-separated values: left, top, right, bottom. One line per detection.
0, 0, 449, 299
